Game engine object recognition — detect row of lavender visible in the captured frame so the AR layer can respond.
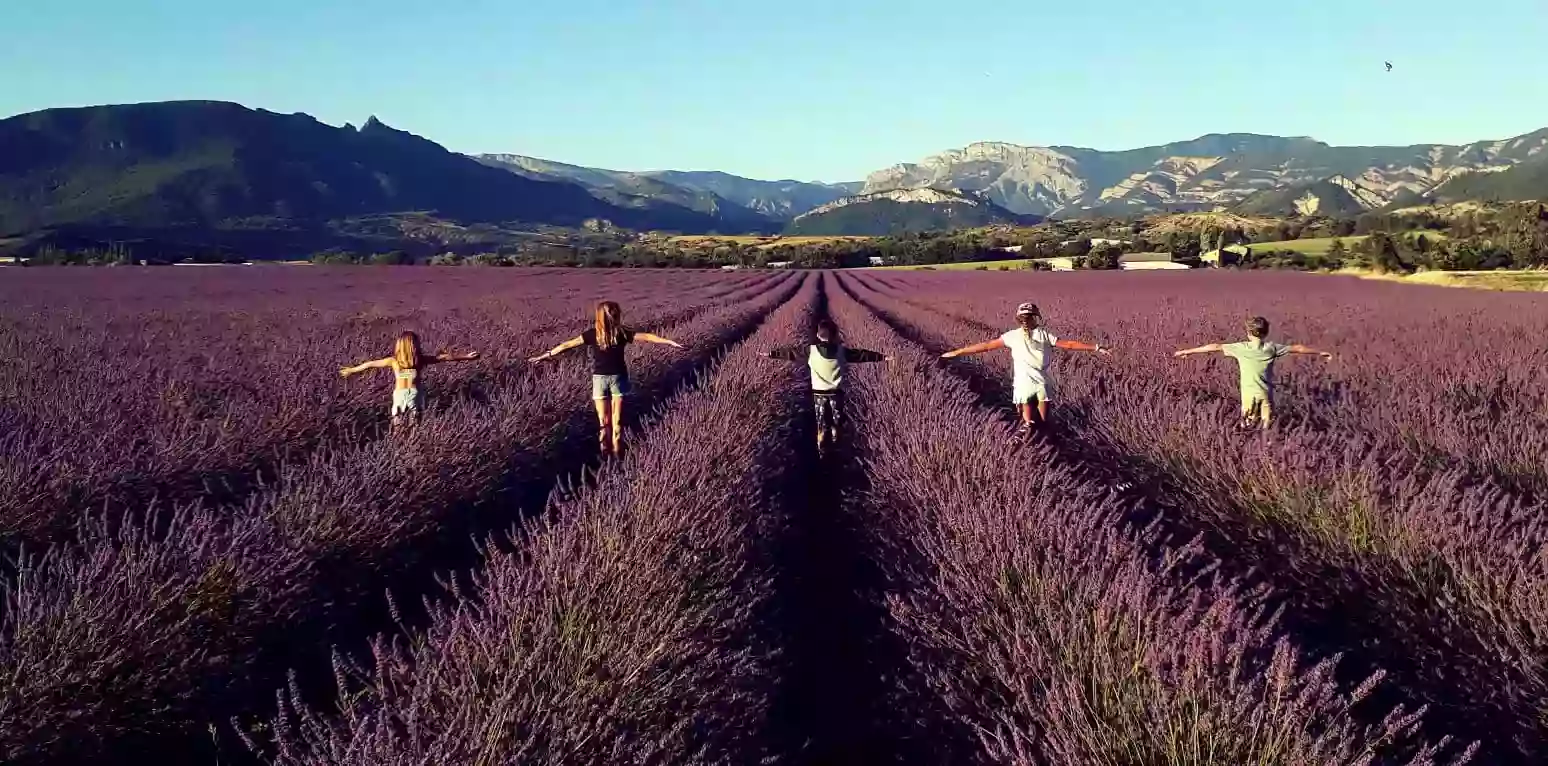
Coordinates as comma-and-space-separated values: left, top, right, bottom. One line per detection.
859, 269, 1548, 489
0, 270, 802, 763
825, 278, 1475, 764
245, 276, 821, 763
0, 268, 772, 550
842, 270, 1544, 760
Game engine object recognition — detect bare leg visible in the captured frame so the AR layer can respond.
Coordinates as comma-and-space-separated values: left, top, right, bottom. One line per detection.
1239, 399, 1260, 431
594, 398, 611, 453
611, 397, 625, 453
1260, 400, 1273, 431
1036, 398, 1049, 425
1018, 403, 1035, 426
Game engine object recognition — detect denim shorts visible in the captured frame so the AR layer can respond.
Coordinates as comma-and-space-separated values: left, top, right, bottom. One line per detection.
592, 374, 631, 400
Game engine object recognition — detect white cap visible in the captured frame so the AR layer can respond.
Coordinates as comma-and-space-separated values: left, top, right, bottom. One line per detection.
1016, 302, 1038, 317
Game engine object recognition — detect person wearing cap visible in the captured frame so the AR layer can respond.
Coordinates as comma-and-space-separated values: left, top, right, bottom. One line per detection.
939, 302, 1111, 430
1174, 315, 1332, 430
766, 318, 891, 452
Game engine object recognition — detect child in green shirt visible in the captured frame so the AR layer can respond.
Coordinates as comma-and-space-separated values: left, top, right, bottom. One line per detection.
1174, 316, 1332, 430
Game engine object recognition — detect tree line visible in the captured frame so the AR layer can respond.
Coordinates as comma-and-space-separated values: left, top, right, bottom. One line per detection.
11, 204, 1546, 273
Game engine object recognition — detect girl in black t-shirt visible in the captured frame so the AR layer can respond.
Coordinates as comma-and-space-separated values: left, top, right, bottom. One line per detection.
528, 300, 682, 454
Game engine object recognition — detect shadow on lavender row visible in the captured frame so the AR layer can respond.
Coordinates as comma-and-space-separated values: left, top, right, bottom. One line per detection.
836, 275, 1542, 764
757, 278, 959, 766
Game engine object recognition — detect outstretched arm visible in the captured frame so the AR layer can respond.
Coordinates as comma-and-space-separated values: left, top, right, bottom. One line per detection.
427, 350, 481, 365
339, 357, 393, 377
940, 338, 1005, 359
635, 332, 683, 349
1173, 343, 1224, 358
527, 336, 585, 363
847, 348, 892, 363
1055, 339, 1112, 356
1286, 344, 1333, 359
765, 346, 805, 361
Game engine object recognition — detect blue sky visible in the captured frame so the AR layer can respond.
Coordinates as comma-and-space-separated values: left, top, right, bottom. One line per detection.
3, 0, 1545, 182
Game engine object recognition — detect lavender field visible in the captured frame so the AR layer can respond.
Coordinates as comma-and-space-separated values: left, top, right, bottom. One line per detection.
0, 266, 1543, 765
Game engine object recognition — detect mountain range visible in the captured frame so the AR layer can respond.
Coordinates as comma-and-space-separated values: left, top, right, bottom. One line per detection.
3, 99, 1548, 247
0, 100, 630, 235
862, 130, 1548, 218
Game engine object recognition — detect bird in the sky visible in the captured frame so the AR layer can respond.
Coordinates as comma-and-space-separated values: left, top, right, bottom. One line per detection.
1385, 61, 1393, 72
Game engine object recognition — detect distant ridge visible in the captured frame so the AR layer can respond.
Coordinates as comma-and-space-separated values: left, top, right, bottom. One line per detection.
477, 154, 780, 234
785, 187, 1041, 236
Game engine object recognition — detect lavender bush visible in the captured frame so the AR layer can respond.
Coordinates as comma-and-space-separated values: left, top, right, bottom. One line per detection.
0, 268, 771, 551
844, 270, 1543, 759
0, 270, 801, 763
826, 279, 1473, 765
0, 265, 1537, 763
245, 276, 820, 764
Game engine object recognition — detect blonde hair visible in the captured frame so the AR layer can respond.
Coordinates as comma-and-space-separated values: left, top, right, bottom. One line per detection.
594, 301, 625, 349
393, 331, 423, 370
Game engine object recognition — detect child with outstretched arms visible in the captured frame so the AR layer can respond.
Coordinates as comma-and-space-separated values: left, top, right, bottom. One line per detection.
1174, 315, 1332, 430
765, 318, 890, 451
939, 302, 1111, 430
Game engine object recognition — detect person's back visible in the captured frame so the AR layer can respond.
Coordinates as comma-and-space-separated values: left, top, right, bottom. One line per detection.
338, 330, 481, 430
526, 299, 685, 455
765, 319, 888, 450
1173, 315, 1332, 430
807, 340, 849, 391
1001, 324, 1058, 387
1222, 336, 1290, 404
939, 302, 1111, 430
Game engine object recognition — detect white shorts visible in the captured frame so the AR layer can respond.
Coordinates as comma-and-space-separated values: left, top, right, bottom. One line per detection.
391, 387, 421, 416
1012, 378, 1051, 405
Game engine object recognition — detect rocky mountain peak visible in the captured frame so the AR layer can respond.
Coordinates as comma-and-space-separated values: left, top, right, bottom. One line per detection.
861, 128, 1548, 217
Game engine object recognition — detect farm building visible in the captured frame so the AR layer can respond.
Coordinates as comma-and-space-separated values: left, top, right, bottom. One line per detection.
1119, 252, 1191, 271
1025, 252, 1192, 272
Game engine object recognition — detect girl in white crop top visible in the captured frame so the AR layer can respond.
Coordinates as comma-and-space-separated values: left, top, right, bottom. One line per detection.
340, 331, 481, 429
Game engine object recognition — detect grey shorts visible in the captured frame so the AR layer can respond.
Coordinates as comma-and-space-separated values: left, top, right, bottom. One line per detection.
592, 374, 631, 400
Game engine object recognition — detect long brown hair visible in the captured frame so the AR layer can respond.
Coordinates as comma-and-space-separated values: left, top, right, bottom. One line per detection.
393, 331, 423, 370
594, 301, 625, 349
